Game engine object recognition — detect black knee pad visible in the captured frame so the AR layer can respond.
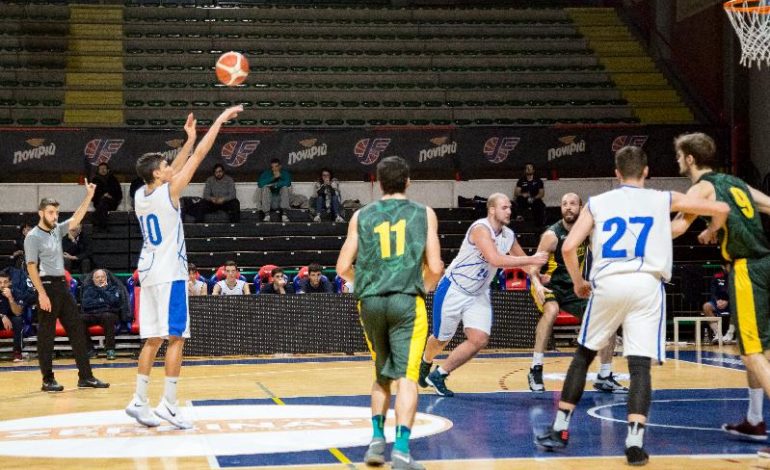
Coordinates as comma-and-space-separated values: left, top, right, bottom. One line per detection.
561, 345, 598, 405
627, 355, 652, 416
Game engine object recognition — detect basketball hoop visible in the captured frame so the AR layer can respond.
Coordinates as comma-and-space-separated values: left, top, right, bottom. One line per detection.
724, 0, 770, 68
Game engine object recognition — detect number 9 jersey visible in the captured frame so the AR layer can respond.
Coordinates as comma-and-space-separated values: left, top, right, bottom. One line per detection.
587, 186, 672, 284
135, 183, 188, 287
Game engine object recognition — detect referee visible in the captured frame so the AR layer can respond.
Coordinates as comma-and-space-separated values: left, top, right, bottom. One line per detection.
25, 181, 109, 392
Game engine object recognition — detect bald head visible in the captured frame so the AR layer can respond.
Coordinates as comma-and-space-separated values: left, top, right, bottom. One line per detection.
487, 193, 509, 210
486, 193, 512, 226
560, 192, 582, 224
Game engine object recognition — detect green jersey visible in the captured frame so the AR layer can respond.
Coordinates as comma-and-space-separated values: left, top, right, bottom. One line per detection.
355, 198, 428, 299
540, 220, 588, 289
699, 172, 770, 261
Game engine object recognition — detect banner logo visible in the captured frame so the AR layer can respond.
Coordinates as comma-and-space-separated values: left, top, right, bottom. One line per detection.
288, 138, 328, 166
419, 137, 457, 163
84, 139, 124, 166
221, 140, 260, 167
482, 136, 520, 163
0, 405, 452, 458
611, 135, 649, 153
354, 138, 391, 165
548, 135, 586, 162
13, 138, 57, 165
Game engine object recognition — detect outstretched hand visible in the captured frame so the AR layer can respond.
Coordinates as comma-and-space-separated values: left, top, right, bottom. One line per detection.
184, 113, 197, 139
698, 227, 719, 245
84, 178, 96, 197
218, 105, 244, 123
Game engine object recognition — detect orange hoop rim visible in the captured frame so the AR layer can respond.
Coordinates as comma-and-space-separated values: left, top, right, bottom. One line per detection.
724, 0, 770, 13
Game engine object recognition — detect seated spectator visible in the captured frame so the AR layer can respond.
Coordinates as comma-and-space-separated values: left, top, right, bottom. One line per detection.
213, 261, 251, 295
703, 263, 733, 343
80, 269, 122, 360
313, 168, 345, 223
0, 270, 24, 362
260, 267, 295, 295
62, 225, 94, 276
514, 162, 545, 225
92, 162, 123, 230
258, 158, 292, 222
187, 263, 208, 296
297, 263, 333, 294
192, 164, 240, 223
9, 221, 33, 269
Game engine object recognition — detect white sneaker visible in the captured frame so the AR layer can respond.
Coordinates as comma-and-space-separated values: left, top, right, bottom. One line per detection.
313, 214, 321, 223
281, 214, 290, 222
263, 214, 270, 222
125, 395, 161, 427
335, 215, 345, 223
154, 396, 193, 429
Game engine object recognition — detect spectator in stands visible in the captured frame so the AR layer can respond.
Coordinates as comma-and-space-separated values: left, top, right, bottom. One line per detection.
9, 221, 33, 269
213, 260, 251, 295
62, 225, 94, 276
187, 263, 208, 296
129, 176, 144, 209
514, 162, 545, 225
258, 158, 292, 223
703, 263, 734, 343
80, 269, 122, 360
192, 164, 240, 223
260, 267, 295, 295
313, 168, 345, 223
92, 162, 123, 231
0, 270, 24, 362
297, 263, 333, 294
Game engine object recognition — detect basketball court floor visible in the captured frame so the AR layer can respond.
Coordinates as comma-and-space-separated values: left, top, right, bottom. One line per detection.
0, 346, 768, 470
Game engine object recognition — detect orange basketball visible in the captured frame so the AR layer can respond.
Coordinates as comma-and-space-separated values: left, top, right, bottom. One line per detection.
215, 51, 249, 86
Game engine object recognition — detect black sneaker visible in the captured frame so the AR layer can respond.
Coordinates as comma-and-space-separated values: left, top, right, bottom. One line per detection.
78, 377, 110, 388
425, 368, 454, 397
594, 373, 629, 394
528, 365, 545, 392
625, 446, 649, 466
87, 349, 98, 359
418, 359, 432, 388
41, 380, 64, 392
535, 427, 569, 450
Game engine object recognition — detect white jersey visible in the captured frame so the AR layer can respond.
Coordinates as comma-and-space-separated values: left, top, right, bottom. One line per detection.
135, 183, 188, 286
587, 186, 672, 283
216, 279, 247, 295
445, 218, 515, 295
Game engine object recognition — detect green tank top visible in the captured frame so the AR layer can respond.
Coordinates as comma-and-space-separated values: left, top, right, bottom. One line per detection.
698, 172, 770, 261
540, 220, 588, 288
355, 198, 428, 298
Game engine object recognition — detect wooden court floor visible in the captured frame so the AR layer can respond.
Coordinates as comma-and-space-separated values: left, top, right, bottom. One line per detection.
0, 346, 768, 470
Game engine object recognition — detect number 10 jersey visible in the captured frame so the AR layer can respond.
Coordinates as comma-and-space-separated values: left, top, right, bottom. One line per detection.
135, 182, 188, 287
587, 185, 672, 283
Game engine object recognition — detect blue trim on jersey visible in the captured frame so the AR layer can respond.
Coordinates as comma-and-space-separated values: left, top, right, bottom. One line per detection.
432, 277, 452, 335
579, 293, 595, 345
168, 280, 188, 336
668, 190, 672, 210
657, 281, 665, 363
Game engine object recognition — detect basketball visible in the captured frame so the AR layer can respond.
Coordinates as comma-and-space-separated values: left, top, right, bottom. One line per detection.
215, 51, 249, 86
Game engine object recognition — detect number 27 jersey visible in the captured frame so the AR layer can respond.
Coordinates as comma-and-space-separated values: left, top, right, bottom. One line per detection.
135, 183, 188, 286
587, 186, 672, 283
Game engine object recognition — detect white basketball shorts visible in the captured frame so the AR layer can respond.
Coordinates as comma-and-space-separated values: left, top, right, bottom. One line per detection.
432, 277, 492, 340
138, 279, 191, 339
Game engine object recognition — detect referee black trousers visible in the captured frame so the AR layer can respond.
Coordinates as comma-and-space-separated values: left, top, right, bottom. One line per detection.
37, 276, 93, 382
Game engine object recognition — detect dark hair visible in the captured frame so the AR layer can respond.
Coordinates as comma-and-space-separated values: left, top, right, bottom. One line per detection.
188, 263, 198, 273
271, 267, 284, 277
308, 262, 322, 274
614, 146, 647, 179
270, 158, 281, 165
213, 163, 224, 172
377, 156, 409, 195
224, 260, 237, 269
0, 270, 10, 280
38, 198, 60, 211
319, 167, 333, 180
136, 152, 166, 184
675, 133, 718, 169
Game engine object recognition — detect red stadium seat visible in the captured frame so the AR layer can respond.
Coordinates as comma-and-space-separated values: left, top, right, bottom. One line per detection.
0, 329, 13, 339
555, 311, 580, 326
55, 319, 66, 336
296, 266, 309, 280
257, 264, 279, 284
503, 268, 529, 290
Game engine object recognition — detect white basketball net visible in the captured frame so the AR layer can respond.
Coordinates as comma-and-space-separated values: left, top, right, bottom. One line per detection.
724, 0, 770, 69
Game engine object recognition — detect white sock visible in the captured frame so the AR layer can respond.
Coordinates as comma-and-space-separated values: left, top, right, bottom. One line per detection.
532, 352, 544, 367
625, 422, 645, 448
598, 363, 612, 378
135, 374, 150, 402
553, 409, 572, 432
437, 366, 449, 376
164, 377, 179, 404
748, 388, 764, 425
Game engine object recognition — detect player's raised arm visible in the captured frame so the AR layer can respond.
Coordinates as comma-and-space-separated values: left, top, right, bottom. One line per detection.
169, 105, 242, 200
336, 210, 360, 284
423, 206, 444, 292
170, 113, 197, 175
471, 225, 548, 269
562, 205, 593, 298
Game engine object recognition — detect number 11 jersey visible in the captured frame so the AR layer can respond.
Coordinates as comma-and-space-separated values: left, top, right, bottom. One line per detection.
587, 186, 672, 283
135, 182, 188, 287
